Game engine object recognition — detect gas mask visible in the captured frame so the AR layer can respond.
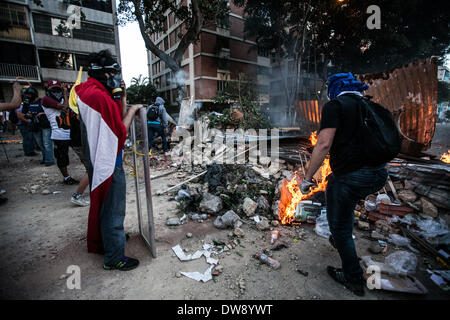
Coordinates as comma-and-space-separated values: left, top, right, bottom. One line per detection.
23, 95, 33, 105
48, 87, 63, 102
106, 73, 123, 99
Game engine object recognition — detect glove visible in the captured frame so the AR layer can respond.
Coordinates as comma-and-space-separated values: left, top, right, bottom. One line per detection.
300, 179, 316, 194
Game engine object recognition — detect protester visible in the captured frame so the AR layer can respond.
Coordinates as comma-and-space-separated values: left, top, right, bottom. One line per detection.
301, 73, 389, 296
15, 103, 36, 157
147, 96, 169, 155
68, 96, 90, 207
41, 80, 79, 184
17, 87, 54, 164
75, 49, 143, 271
0, 81, 22, 112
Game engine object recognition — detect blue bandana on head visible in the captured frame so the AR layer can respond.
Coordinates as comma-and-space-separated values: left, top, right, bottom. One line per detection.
327, 72, 369, 100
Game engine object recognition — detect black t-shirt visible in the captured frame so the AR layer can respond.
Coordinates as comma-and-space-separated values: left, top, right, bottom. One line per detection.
319, 94, 364, 176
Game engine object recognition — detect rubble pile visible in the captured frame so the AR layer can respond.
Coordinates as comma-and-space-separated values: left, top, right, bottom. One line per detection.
171, 163, 279, 222
355, 160, 450, 246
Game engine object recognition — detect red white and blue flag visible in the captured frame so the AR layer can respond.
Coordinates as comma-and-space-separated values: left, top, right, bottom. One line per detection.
75, 78, 126, 253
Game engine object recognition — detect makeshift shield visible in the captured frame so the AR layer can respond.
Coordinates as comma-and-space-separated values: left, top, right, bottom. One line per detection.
131, 108, 157, 258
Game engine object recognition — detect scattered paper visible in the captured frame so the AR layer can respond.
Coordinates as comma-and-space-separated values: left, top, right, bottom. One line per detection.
253, 216, 261, 223
172, 243, 221, 283
181, 266, 214, 283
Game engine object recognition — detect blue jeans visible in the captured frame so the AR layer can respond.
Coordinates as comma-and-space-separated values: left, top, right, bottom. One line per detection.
326, 165, 388, 282
32, 128, 54, 164
18, 124, 35, 156
100, 166, 126, 265
147, 123, 168, 152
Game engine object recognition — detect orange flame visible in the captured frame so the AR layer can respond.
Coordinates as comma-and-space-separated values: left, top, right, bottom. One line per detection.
310, 131, 318, 146
441, 150, 450, 163
278, 131, 332, 225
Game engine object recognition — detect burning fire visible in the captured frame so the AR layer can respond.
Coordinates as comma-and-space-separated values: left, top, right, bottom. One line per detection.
310, 131, 318, 146
441, 150, 450, 163
278, 131, 332, 225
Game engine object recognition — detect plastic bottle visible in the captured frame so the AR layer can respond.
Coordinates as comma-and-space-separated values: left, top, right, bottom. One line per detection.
191, 213, 208, 221
255, 252, 281, 269
271, 231, 279, 244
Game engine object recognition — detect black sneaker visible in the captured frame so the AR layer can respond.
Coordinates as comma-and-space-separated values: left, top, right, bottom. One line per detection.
103, 257, 139, 271
63, 176, 79, 185
327, 266, 365, 296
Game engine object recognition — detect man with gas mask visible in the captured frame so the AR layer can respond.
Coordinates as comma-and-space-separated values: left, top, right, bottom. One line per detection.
17, 87, 54, 165
41, 80, 80, 185
75, 50, 144, 271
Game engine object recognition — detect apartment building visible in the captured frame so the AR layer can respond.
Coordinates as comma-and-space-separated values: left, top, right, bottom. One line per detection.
0, 0, 121, 100
147, 0, 271, 111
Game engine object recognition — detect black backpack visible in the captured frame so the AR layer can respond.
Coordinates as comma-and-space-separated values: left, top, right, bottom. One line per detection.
337, 94, 401, 166
147, 104, 160, 122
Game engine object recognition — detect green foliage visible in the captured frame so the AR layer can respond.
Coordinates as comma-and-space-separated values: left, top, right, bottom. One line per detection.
234, 0, 450, 74
126, 75, 158, 105
208, 73, 270, 130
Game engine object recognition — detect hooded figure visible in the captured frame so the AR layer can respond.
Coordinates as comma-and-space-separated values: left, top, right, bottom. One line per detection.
146, 96, 169, 154
327, 72, 369, 100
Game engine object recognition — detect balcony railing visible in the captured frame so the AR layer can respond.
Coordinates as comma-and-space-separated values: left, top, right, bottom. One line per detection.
0, 63, 40, 82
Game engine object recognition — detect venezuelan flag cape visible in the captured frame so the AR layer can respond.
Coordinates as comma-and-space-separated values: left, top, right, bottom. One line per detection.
69, 67, 83, 114
75, 78, 126, 253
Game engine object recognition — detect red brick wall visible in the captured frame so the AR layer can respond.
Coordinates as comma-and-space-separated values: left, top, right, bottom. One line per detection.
195, 79, 217, 100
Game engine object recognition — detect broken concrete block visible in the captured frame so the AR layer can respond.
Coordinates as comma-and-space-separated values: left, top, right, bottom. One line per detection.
256, 195, 270, 215
166, 217, 181, 226
272, 200, 280, 220
256, 217, 270, 231
242, 197, 257, 217
233, 227, 245, 238
398, 189, 417, 203
358, 221, 370, 231
199, 193, 223, 214
420, 197, 438, 218
213, 210, 240, 229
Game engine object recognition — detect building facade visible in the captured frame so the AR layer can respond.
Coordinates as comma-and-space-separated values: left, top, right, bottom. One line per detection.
146, 0, 271, 112
0, 0, 121, 100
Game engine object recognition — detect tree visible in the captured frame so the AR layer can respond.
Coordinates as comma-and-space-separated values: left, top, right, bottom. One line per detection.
126, 74, 158, 105
237, 0, 449, 74
234, 0, 450, 108
131, 74, 149, 86
118, 0, 229, 105
209, 73, 270, 129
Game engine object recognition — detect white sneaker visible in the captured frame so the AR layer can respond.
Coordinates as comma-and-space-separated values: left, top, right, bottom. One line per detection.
71, 195, 90, 207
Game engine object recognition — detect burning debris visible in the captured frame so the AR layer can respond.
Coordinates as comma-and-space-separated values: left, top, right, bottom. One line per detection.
441, 150, 450, 164
278, 131, 331, 225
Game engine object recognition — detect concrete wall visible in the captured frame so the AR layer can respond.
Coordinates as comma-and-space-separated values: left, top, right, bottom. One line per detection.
40, 68, 88, 83
34, 33, 117, 55
29, 0, 113, 25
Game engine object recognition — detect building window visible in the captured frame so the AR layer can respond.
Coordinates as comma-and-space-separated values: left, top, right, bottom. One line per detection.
38, 50, 74, 70
32, 13, 52, 34
0, 3, 28, 28
72, 22, 115, 44
257, 47, 270, 58
74, 53, 90, 69
51, 18, 71, 38
216, 15, 230, 29
0, 41, 36, 65
69, 0, 112, 14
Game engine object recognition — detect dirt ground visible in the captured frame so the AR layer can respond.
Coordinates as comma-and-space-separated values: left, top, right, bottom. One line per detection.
0, 126, 449, 300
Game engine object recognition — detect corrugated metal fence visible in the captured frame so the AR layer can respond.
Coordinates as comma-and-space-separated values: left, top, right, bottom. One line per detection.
295, 58, 438, 154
